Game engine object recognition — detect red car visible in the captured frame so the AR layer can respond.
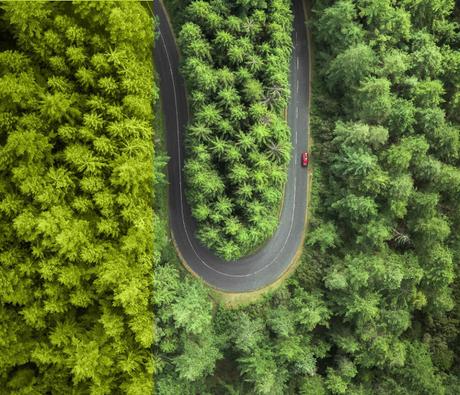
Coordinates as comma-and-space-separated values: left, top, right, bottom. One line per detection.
301, 152, 309, 167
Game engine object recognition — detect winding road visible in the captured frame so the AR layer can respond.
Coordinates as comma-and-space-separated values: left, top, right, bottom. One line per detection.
152, 0, 310, 292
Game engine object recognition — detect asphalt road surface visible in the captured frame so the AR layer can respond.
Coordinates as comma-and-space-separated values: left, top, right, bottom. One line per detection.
153, 0, 310, 292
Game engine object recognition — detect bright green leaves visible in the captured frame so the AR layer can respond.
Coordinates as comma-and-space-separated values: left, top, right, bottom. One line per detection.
64, 144, 106, 174
1, 1, 51, 43
171, 280, 212, 335
107, 6, 153, 54
179, 0, 293, 260
291, 290, 331, 332
155, 271, 221, 385
40, 92, 81, 124
174, 335, 222, 381
1, 129, 52, 167
0, 0, 155, 392
0, 70, 40, 112
232, 312, 265, 353
180, 23, 212, 61
71, 340, 104, 384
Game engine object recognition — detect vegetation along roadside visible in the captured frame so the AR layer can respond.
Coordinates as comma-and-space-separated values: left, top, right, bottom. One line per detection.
166, 0, 294, 261
154, 0, 460, 393
0, 1, 156, 392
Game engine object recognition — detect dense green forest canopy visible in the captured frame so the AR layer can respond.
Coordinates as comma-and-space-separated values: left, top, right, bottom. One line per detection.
0, 1, 156, 392
154, 0, 460, 393
169, 0, 294, 260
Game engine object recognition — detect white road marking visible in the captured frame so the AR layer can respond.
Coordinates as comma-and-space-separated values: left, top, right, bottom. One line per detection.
297, 57, 299, 70
158, 2, 302, 278
296, 79, 299, 93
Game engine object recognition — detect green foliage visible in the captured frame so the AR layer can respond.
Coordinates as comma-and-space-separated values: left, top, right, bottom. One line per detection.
174, 0, 293, 260
304, 0, 460, 392
156, 0, 460, 394
0, 1, 155, 392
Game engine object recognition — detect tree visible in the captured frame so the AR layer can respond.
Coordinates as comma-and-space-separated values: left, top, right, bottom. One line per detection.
232, 313, 265, 353
239, 348, 288, 395
157, 0, 460, 393
316, 0, 364, 55
0, 1, 156, 392
355, 77, 392, 123
326, 44, 376, 93
411, 31, 444, 79
174, 332, 222, 381
176, 0, 293, 260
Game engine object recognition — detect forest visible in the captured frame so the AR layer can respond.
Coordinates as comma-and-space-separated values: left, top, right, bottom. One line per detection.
172, 0, 293, 260
0, 1, 156, 393
154, 0, 460, 393
1, 0, 459, 393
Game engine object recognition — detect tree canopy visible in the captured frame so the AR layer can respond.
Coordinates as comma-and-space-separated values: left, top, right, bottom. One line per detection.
0, 1, 156, 392
154, 0, 460, 393
170, 0, 293, 260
